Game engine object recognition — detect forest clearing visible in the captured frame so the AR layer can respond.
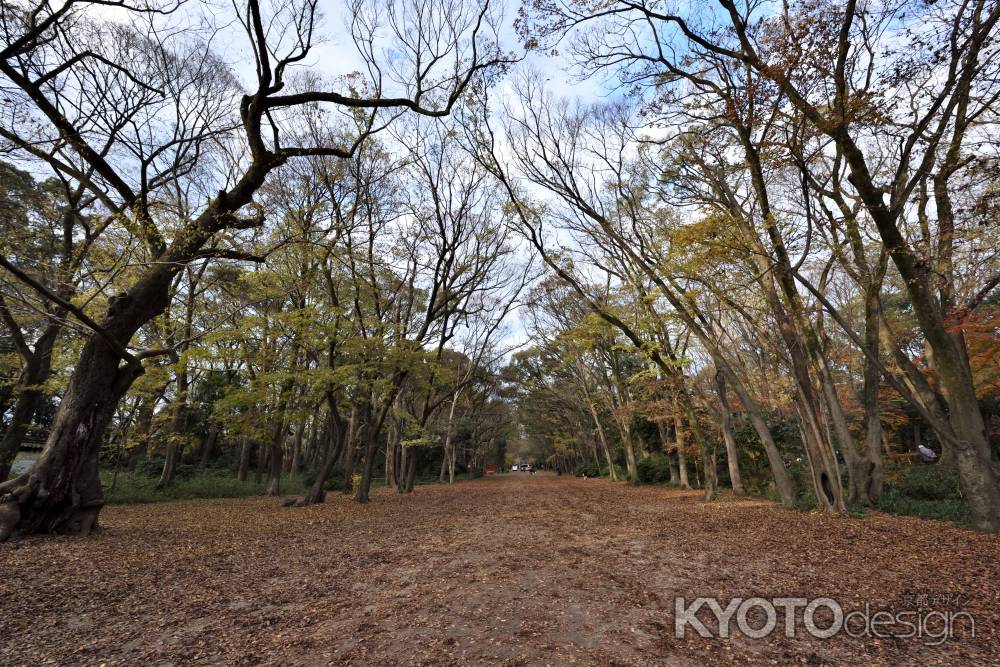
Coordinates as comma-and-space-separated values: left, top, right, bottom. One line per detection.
2, 474, 997, 666
3, 0, 1000, 663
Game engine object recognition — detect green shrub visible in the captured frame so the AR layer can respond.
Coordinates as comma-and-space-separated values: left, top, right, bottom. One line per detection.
299, 466, 346, 492
875, 488, 973, 526
574, 461, 626, 479
795, 488, 818, 512
637, 454, 671, 484
101, 471, 307, 504
874, 463, 972, 526
889, 464, 962, 501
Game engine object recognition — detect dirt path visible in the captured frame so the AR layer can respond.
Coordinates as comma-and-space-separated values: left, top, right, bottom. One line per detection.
2, 474, 997, 665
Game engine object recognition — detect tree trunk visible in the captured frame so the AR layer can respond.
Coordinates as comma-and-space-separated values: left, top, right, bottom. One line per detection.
237, 438, 252, 482
715, 371, 747, 496
265, 417, 287, 497
396, 444, 408, 493
586, 398, 616, 481
199, 423, 219, 470
712, 356, 796, 506
0, 339, 139, 539
684, 397, 717, 501
403, 449, 417, 493
127, 393, 160, 472
287, 419, 304, 478
0, 330, 56, 480
674, 414, 691, 489
157, 368, 188, 489
254, 442, 266, 484
384, 411, 397, 488
0, 256, 181, 539
305, 414, 347, 505
354, 426, 378, 503
341, 406, 358, 495
621, 426, 638, 484
158, 441, 180, 490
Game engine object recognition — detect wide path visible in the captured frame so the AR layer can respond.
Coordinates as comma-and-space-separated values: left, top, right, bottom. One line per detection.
1, 473, 997, 665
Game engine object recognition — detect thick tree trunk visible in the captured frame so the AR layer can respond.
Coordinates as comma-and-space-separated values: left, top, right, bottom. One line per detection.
0, 262, 178, 539
403, 450, 417, 493
0, 340, 137, 539
842, 287, 885, 507
0, 157, 284, 540
237, 438, 252, 482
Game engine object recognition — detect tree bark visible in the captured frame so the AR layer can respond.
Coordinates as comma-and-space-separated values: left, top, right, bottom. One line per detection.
305, 410, 347, 505
673, 413, 691, 489
199, 423, 219, 470
157, 366, 189, 489
0, 325, 57, 481
715, 371, 747, 496
237, 438, 252, 482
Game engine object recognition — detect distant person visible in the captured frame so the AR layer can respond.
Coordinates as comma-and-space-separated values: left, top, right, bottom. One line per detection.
529, 465, 535, 475
555, 464, 561, 476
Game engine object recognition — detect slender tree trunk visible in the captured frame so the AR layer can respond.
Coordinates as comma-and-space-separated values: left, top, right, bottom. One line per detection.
674, 413, 691, 489
255, 441, 267, 484
715, 371, 746, 496
199, 423, 219, 470
396, 444, 408, 493
341, 406, 358, 495
127, 391, 163, 472
385, 411, 397, 488
265, 423, 285, 497
0, 334, 55, 480
684, 396, 717, 501
585, 398, 616, 481
442, 389, 460, 484
305, 414, 347, 505
157, 368, 188, 489
287, 419, 304, 478
355, 422, 380, 503
711, 357, 796, 505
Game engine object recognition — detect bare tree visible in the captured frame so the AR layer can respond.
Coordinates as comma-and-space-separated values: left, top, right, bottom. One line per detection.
0, 0, 509, 539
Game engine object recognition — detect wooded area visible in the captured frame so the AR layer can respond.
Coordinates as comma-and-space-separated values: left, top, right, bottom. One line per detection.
1, 0, 999, 544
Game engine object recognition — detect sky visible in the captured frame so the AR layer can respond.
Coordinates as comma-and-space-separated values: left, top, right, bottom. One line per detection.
75, 0, 621, 362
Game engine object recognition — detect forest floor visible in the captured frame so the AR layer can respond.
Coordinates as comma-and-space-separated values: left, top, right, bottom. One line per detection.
1, 474, 997, 666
